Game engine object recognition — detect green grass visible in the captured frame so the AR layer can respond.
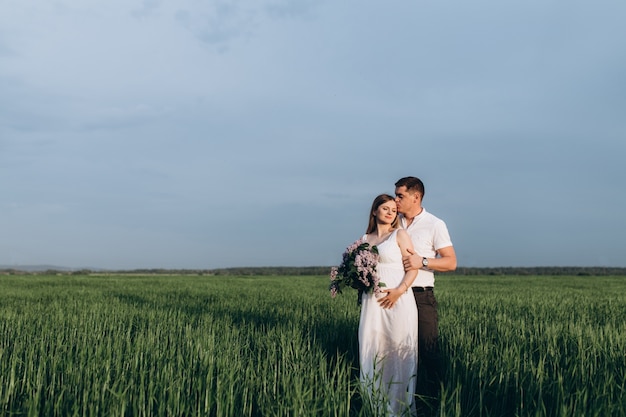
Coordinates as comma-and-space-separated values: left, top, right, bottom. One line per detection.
438, 275, 626, 417
0, 274, 625, 416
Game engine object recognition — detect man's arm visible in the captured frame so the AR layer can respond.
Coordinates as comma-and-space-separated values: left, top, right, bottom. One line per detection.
402, 246, 457, 272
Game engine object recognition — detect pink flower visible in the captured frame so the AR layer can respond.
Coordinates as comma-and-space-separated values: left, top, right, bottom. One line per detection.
330, 267, 338, 280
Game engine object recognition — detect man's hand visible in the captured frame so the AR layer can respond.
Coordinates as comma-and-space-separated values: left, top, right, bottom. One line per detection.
402, 246, 458, 272
402, 248, 422, 271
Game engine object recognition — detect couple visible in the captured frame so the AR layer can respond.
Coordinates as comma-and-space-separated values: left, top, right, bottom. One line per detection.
358, 176, 456, 417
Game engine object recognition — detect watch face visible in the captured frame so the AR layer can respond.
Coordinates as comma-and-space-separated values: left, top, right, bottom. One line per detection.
422, 258, 428, 267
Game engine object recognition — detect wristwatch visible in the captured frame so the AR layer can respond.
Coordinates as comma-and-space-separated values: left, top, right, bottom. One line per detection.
422, 257, 429, 268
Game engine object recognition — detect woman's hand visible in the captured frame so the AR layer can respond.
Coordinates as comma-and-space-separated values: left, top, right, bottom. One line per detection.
377, 286, 405, 309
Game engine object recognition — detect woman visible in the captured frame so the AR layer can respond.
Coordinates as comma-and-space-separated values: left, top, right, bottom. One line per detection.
359, 194, 419, 416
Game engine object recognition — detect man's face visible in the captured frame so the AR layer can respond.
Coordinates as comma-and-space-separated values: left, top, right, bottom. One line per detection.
394, 186, 419, 214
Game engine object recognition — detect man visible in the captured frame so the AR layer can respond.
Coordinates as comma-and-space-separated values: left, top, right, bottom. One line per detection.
389, 176, 457, 415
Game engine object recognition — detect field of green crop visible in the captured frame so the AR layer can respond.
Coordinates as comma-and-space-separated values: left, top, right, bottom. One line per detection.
1, 274, 625, 416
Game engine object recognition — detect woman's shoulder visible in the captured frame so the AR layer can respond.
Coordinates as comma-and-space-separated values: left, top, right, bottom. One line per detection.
395, 228, 409, 238
395, 228, 413, 247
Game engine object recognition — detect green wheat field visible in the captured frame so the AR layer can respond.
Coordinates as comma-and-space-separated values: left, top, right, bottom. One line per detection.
1, 273, 625, 416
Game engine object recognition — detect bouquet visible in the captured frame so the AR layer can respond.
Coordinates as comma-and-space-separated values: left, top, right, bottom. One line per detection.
329, 238, 386, 304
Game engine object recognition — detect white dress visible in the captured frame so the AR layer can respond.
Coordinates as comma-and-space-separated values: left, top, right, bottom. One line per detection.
358, 230, 418, 416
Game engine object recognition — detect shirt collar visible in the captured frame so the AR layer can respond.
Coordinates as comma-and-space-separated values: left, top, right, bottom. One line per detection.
400, 208, 426, 228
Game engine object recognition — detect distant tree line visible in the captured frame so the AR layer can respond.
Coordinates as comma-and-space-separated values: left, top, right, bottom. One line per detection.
206, 266, 626, 276
452, 266, 626, 276
2, 266, 626, 276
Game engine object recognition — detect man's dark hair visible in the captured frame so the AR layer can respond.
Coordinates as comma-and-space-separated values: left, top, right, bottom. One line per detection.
395, 176, 425, 197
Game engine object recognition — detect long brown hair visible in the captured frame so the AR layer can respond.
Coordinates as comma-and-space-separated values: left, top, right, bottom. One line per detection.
366, 194, 399, 233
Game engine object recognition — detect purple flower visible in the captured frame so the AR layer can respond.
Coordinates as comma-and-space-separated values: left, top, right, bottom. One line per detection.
328, 239, 385, 299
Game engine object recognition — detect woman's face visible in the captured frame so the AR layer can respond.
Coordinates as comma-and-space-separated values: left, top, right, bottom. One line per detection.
375, 200, 397, 224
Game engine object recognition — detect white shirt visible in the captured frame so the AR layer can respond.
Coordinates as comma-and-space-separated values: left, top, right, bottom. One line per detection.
400, 208, 453, 287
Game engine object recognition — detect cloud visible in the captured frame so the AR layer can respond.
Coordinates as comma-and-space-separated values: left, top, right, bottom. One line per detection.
172, 0, 322, 51
174, 2, 258, 50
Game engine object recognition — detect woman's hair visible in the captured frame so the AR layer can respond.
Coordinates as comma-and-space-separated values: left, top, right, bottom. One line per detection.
366, 194, 399, 234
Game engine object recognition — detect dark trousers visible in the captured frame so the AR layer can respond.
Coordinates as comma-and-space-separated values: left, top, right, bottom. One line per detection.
412, 288, 441, 415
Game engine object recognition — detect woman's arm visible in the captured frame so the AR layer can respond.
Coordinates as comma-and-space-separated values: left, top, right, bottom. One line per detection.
378, 229, 418, 309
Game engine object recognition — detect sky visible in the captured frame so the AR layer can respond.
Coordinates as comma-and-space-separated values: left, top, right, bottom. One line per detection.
1, 0, 625, 270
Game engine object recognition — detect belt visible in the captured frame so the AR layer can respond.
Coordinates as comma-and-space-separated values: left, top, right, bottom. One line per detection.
412, 286, 434, 292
